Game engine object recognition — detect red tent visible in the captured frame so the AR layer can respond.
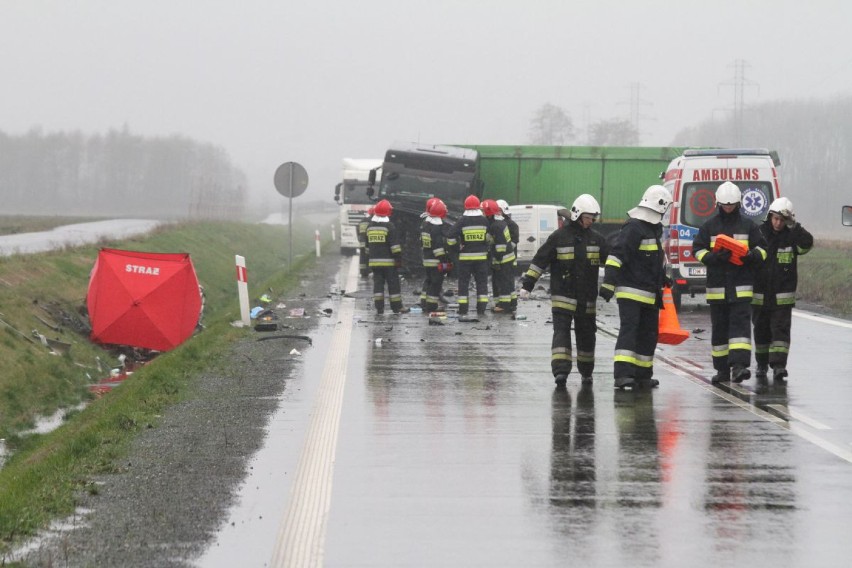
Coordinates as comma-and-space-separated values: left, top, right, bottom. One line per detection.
87, 248, 202, 352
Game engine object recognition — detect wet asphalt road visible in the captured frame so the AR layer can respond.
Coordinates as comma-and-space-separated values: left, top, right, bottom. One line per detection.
203, 257, 852, 568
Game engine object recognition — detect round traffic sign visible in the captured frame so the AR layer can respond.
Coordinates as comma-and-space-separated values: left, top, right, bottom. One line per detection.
274, 162, 309, 198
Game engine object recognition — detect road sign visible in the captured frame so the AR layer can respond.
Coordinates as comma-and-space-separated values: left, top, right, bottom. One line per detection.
274, 162, 309, 198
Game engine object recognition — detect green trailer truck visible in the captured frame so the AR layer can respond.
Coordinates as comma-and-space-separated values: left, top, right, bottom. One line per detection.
456, 145, 687, 235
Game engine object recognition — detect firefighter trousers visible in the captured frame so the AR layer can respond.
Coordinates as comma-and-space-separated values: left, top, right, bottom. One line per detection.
457, 260, 489, 315
552, 310, 597, 378
372, 266, 403, 313
752, 305, 792, 369
614, 299, 659, 381
423, 268, 445, 313
491, 265, 514, 310
710, 302, 752, 371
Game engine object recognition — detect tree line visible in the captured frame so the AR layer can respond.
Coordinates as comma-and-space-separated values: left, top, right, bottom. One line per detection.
0, 126, 247, 219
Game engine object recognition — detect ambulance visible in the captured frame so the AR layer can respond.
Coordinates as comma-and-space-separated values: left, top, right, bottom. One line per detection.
662, 148, 781, 307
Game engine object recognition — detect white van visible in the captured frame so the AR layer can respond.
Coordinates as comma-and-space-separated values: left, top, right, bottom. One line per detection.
505, 204, 566, 268
662, 148, 782, 306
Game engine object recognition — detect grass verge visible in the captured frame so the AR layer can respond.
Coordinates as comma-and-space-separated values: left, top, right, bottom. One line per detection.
0, 219, 326, 552
797, 240, 852, 317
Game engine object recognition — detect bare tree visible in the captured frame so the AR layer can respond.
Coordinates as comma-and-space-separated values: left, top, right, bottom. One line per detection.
529, 103, 575, 145
587, 118, 639, 146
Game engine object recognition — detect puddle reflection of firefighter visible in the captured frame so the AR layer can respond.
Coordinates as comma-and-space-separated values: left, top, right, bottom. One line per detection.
549, 384, 597, 533
613, 389, 662, 560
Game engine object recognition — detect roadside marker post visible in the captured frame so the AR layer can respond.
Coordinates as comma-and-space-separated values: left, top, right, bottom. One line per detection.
331, 224, 336, 242
315, 230, 321, 257
236, 255, 250, 326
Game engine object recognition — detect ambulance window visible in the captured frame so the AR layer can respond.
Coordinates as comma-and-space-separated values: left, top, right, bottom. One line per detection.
681, 181, 773, 227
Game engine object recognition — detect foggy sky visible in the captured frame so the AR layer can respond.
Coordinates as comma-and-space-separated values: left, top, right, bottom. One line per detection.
2, 0, 851, 208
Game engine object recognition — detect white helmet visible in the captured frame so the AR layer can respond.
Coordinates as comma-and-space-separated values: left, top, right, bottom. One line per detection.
628, 185, 672, 223
768, 196, 794, 219
716, 181, 742, 205
496, 199, 510, 215
570, 194, 601, 221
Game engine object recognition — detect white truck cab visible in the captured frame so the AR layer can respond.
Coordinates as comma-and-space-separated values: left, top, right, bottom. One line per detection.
662, 148, 782, 306
334, 158, 383, 254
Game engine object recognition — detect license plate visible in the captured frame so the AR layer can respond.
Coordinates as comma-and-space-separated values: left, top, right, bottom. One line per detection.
690, 266, 706, 277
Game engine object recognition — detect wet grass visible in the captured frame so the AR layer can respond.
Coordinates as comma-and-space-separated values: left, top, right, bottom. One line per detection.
0, 220, 322, 553
797, 240, 852, 318
0, 216, 101, 236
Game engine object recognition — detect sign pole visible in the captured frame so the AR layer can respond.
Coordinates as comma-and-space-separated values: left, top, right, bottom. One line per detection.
235, 255, 250, 326
288, 166, 294, 266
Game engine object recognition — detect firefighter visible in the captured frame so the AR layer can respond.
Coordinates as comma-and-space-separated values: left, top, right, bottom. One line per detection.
449, 195, 490, 315
418, 197, 440, 309
752, 197, 813, 382
496, 199, 520, 309
421, 198, 452, 313
482, 199, 516, 313
522, 194, 608, 386
693, 181, 767, 384
366, 199, 407, 314
600, 186, 672, 390
357, 206, 374, 277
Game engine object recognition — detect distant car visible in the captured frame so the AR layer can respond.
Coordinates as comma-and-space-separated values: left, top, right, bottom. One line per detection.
505, 204, 566, 269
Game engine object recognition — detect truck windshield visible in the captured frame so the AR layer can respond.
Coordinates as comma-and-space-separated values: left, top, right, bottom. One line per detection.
341, 181, 374, 205
680, 181, 773, 227
380, 174, 471, 213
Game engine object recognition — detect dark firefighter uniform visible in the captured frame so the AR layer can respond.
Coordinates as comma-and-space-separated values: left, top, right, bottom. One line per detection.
366, 216, 404, 314
420, 216, 450, 313
505, 214, 520, 309
601, 218, 665, 385
752, 219, 813, 372
488, 215, 517, 312
523, 220, 608, 379
693, 209, 767, 379
357, 211, 371, 277
449, 210, 491, 315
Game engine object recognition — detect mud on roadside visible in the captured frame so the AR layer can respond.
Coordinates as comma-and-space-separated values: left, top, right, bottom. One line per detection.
12, 254, 348, 567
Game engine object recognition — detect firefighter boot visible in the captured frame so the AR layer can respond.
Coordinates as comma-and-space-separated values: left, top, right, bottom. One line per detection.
614, 376, 636, 390
732, 365, 751, 383
756, 364, 769, 379
773, 366, 789, 382
636, 378, 660, 389
711, 370, 731, 384
554, 374, 568, 387
581, 374, 593, 385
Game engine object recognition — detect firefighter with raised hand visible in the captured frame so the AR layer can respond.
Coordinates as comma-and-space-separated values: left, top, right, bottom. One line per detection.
421, 198, 451, 313
357, 206, 374, 278
600, 186, 671, 390
752, 197, 813, 382
497, 199, 520, 309
367, 199, 407, 315
521, 194, 608, 386
449, 195, 490, 315
693, 181, 767, 384
482, 199, 516, 313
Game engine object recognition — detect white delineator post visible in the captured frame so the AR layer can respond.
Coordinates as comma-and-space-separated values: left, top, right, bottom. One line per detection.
315, 229, 321, 257
331, 224, 336, 242
236, 255, 250, 326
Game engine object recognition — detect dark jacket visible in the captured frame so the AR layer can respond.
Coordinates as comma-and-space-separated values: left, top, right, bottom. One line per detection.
420, 218, 448, 268
753, 220, 813, 308
693, 207, 767, 304
366, 218, 402, 268
448, 211, 489, 262
487, 216, 516, 266
602, 218, 666, 307
523, 220, 608, 315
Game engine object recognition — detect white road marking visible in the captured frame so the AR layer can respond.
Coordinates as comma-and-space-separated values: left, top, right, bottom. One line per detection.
793, 308, 852, 329
766, 404, 832, 430
270, 257, 359, 568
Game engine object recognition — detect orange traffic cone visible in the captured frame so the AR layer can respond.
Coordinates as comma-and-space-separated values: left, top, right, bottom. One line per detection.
658, 286, 690, 345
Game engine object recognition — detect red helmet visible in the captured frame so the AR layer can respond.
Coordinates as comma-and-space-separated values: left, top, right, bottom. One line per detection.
374, 199, 393, 217
425, 197, 439, 213
481, 199, 500, 217
464, 195, 481, 210
428, 198, 448, 219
